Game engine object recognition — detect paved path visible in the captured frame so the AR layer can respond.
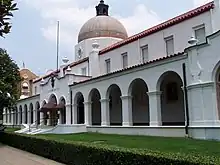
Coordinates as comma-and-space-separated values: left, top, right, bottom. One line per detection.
0, 144, 65, 165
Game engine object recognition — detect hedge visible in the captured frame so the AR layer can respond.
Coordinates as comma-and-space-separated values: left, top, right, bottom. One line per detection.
0, 132, 219, 165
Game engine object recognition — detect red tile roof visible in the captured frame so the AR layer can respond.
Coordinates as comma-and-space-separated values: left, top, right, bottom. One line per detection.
33, 57, 89, 83
70, 52, 185, 86
99, 1, 214, 55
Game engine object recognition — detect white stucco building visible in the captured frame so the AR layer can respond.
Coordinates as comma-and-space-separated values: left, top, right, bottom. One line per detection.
3, 0, 220, 140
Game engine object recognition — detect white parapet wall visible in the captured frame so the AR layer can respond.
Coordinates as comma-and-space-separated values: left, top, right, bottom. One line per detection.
87, 126, 186, 137
40, 124, 87, 134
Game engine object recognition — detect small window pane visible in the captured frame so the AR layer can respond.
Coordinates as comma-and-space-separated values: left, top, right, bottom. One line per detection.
81, 67, 87, 76
105, 59, 111, 73
195, 26, 206, 44
122, 53, 128, 68
141, 46, 148, 63
165, 36, 174, 56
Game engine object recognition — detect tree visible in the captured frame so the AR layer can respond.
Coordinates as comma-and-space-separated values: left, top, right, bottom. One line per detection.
0, 48, 21, 119
0, 0, 18, 37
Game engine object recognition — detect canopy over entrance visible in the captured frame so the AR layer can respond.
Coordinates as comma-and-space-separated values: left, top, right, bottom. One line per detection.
40, 102, 65, 112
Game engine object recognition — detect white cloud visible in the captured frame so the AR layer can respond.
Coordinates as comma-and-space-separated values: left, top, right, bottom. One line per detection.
193, 0, 212, 7
22, 0, 161, 50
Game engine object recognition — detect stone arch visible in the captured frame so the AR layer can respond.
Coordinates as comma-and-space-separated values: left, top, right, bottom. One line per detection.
106, 84, 122, 126
19, 105, 22, 124
24, 104, 28, 124
157, 71, 185, 126
88, 88, 101, 125
29, 103, 34, 124
41, 100, 47, 107
49, 94, 58, 126
49, 94, 58, 103
35, 101, 40, 125
59, 97, 66, 124
128, 78, 149, 126
74, 92, 85, 124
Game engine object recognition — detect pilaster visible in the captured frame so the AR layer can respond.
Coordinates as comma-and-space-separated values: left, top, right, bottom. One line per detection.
187, 82, 220, 126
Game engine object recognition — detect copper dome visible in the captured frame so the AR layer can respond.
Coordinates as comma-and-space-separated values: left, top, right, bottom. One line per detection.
78, 15, 128, 43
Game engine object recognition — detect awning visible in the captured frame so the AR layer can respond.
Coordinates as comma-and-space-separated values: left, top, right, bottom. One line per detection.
39, 102, 65, 112
55, 103, 65, 110
40, 102, 57, 112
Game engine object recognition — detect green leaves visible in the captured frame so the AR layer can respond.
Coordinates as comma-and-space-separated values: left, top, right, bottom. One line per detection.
0, 48, 21, 111
0, 0, 18, 37
1, 133, 220, 165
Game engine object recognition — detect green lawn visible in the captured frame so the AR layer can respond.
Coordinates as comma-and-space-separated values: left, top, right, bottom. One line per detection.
36, 133, 220, 158
5, 127, 20, 132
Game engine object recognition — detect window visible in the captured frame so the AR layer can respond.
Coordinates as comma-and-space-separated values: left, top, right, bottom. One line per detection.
105, 59, 111, 73
34, 86, 37, 95
194, 25, 206, 44
141, 45, 148, 63
121, 52, 128, 68
81, 67, 87, 76
165, 36, 174, 56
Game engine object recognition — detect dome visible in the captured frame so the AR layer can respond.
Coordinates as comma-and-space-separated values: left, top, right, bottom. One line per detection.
78, 1, 128, 43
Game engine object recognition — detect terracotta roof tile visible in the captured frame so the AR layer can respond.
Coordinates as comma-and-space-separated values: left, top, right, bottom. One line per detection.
99, 2, 214, 55
70, 52, 185, 86
33, 57, 89, 83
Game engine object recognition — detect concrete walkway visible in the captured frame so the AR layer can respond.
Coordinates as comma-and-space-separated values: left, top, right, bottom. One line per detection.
0, 144, 65, 165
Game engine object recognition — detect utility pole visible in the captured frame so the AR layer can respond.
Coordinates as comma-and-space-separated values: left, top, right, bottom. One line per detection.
56, 21, 60, 71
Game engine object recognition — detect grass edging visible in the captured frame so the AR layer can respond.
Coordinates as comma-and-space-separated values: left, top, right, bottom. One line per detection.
0, 132, 219, 165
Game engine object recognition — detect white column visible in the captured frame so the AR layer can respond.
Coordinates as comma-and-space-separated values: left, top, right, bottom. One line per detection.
8, 112, 11, 125
33, 110, 37, 125
147, 91, 162, 126
11, 112, 15, 126
72, 104, 78, 124
120, 96, 132, 126
47, 112, 50, 126
3, 112, 6, 124
40, 112, 44, 126
27, 110, 31, 124
66, 104, 72, 125
17, 112, 20, 125
22, 111, 26, 124
84, 102, 92, 126
100, 99, 110, 126
57, 111, 61, 124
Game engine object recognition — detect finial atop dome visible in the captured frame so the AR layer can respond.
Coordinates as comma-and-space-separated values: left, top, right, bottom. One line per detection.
96, 0, 109, 16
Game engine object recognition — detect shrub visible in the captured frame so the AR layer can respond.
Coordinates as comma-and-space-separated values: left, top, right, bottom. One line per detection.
0, 132, 219, 165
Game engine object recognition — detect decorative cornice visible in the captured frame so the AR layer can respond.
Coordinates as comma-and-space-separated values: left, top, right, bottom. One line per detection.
187, 81, 214, 90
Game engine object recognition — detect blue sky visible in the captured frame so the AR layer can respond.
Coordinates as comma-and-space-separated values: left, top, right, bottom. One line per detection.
0, 0, 211, 76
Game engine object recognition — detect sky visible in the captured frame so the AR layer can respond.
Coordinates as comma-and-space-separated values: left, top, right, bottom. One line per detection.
0, 0, 212, 76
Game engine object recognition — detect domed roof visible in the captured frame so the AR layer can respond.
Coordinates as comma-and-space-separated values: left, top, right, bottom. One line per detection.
78, 0, 128, 43
78, 16, 128, 43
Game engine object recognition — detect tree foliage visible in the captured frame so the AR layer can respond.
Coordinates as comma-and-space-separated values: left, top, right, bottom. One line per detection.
0, 0, 18, 37
0, 48, 21, 112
